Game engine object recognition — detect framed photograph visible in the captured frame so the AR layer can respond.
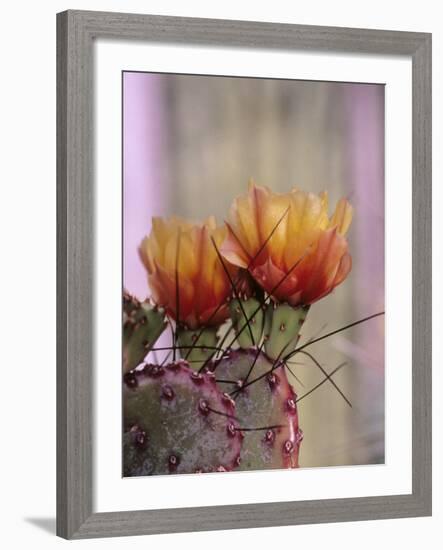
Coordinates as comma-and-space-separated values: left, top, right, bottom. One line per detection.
57, 10, 432, 539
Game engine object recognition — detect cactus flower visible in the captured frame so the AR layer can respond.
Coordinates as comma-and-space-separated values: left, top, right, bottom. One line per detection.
139, 216, 235, 330
221, 183, 353, 306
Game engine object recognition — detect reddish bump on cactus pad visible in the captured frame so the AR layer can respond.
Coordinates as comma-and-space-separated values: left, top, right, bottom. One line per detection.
129, 425, 147, 449
123, 363, 242, 476
168, 454, 180, 472
161, 384, 175, 401
190, 371, 205, 385
267, 372, 280, 391
123, 371, 138, 389
198, 399, 210, 416
264, 429, 275, 445
226, 422, 237, 438
283, 440, 294, 455
286, 397, 297, 414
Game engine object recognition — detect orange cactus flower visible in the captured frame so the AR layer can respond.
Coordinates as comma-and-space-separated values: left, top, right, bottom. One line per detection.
139, 216, 235, 330
221, 183, 353, 306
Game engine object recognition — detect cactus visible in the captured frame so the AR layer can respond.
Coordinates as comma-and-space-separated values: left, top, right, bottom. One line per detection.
212, 349, 302, 471
123, 291, 167, 374
264, 303, 309, 361
122, 295, 307, 475
124, 183, 360, 476
176, 326, 218, 370
229, 297, 264, 349
123, 361, 243, 476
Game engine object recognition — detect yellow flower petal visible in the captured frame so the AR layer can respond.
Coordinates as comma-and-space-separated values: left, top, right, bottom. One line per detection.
221, 182, 353, 306
139, 216, 237, 329
329, 198, 353, 235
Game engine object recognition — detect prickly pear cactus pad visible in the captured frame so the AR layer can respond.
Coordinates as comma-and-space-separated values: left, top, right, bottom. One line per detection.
212, 349, 303, 471
176, 326, 219, 371
229, 297, 264, 349
263, 303, 309, 361
123, 291, 166, 374
123, 361, 243, 476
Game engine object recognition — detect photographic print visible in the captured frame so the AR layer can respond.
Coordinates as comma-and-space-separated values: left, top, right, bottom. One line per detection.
122, 72, 385, 477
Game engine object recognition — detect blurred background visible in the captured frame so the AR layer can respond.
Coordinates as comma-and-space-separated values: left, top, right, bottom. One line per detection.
123, 71, 385, 469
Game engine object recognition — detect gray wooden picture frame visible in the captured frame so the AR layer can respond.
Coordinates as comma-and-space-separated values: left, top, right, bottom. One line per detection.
57, 9, 432, 539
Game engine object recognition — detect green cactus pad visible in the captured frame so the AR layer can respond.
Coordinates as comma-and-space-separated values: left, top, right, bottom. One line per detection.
123, 291, 167, 374
123, 361, 243, 476
212, 349, 302, 471
229, 298, 264, 349
176, 327, 218, 370
264, 303, 309, 361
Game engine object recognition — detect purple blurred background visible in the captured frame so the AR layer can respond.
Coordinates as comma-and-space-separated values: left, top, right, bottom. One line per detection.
123, 72, 385, 469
